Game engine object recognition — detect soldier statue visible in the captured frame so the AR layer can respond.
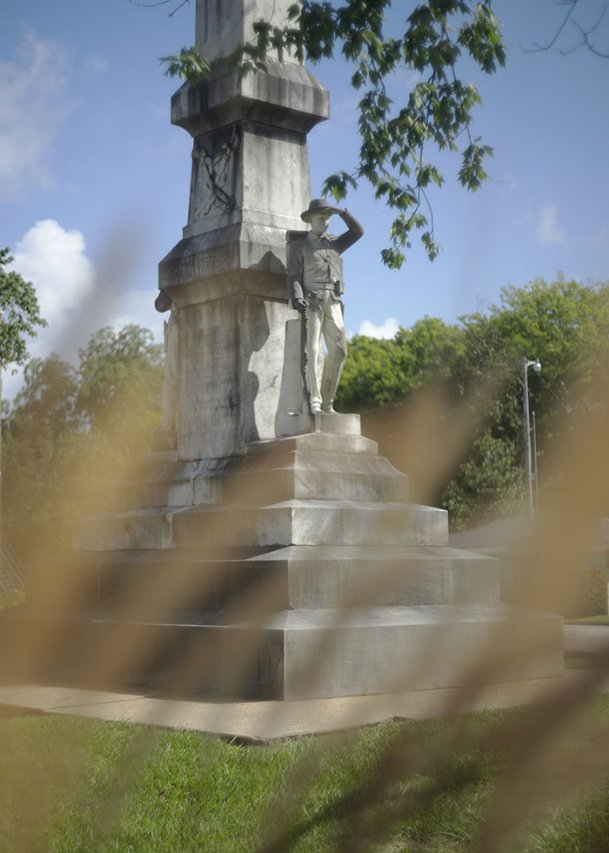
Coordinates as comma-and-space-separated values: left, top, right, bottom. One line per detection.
287, 198, 363, 414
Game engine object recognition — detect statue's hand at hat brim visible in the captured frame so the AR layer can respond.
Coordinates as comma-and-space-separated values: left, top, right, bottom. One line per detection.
301, 198, 347, 222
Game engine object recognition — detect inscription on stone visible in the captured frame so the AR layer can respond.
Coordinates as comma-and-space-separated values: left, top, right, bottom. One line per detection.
189, 125, 240, 223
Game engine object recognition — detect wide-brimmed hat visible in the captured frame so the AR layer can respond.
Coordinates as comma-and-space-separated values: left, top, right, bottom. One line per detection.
300, 198, 337, 222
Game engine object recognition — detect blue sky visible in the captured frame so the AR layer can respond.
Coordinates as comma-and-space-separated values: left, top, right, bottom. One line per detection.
1, 0, 608, 399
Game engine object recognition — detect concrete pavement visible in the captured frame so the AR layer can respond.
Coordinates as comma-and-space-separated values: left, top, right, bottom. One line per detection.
1, 625, 606, 741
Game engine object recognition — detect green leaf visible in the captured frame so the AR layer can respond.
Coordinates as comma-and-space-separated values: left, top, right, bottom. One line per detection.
210, 0, 506, 268
0, 247, 47, 368
159, 47, 210, 84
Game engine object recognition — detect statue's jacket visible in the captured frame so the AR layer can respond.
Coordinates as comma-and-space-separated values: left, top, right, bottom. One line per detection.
287, 212, 363, 303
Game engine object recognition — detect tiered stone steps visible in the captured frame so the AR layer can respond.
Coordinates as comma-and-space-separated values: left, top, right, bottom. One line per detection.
4, 414, 564, 699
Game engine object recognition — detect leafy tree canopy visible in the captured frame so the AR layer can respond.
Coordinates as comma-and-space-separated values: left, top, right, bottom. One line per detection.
5, 278, 609, 551
1, 354, 81, 557
6, 355, 79, 438
0, 248, 46, 369
76, 325, 163, 435
162, 1, 506, 268
338, 277, 609, 527
338, 315, 462, 410
2, 326, 164, 558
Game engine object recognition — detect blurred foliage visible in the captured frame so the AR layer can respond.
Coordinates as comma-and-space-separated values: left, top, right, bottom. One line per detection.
6, 700, 609, 850
1, 326, 163, 559
76, 325, 163, 438
3, 277, 609, 557
336, 276, 609, 529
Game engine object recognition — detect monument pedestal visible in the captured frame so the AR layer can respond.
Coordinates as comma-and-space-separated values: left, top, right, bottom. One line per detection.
5, 416, 564, 700
0, 0, 564, 702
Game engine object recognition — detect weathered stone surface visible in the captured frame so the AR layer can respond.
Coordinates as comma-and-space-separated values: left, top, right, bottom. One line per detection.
157, 0, 331, 464
78, 421, 398, 548
272, 545, 500, 609
25, 547, 284, 623
111, 422, 385, 516
195, 0, 300, 66
223, 461, 408, 504
175, 294, 294, 460
25, 545, 499, 622
25, 542, 501, 619
73, 509, 175, 552
221, 445, 409, 505
2, 605, 561, 700
276, 411, 362, 438
75, 499, 447, 552
242, 605, 565, 700
112, 454, 230, 511
172, 61, 329, 138
174, 500, 448, 549
246, 432, 379, 456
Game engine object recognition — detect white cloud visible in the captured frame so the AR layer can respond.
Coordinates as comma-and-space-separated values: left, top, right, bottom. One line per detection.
358, 317, 399, 339
13, 220, 95, 336
10, 220, 95, 373
0, 32, 70, 197
2, 221, 164, 401
11, 220, 162, 352
535, 202, 567, 245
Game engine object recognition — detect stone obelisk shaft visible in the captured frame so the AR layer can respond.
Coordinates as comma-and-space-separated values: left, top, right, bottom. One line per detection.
159, 0, 329, 461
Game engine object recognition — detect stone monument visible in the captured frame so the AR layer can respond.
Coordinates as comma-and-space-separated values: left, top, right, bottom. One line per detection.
2, 0, 565, 700
158, 0, 330, 460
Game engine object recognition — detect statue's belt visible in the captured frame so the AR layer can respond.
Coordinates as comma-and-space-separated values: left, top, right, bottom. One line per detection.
304, 282, 340, 296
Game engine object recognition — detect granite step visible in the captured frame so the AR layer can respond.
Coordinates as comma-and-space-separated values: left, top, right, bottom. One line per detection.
25, 544, 500, 619
0, 605, 564, 701
219, 455, 409, 504
173, 499, 448, 548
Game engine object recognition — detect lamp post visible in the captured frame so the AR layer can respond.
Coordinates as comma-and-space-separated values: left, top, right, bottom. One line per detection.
531, 408, 539, 512
522, 357, 541, 516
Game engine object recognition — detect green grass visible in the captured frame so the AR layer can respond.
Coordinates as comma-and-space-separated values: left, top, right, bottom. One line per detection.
0, 590, 24, 610
2, 700, 609, 852
566, 615, 609, 626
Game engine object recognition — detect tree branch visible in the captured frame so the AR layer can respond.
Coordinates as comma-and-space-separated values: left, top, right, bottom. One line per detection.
524, 0, 580, 51
564, 5, 609, 56
524, 0, 609, 58
128, 0, 190, 18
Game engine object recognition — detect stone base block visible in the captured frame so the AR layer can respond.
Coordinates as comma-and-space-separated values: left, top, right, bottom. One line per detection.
174, 500, 448, 548
21, 414, 562, 704
113, 454, 231, 511
244, 605, 565, 700
0, 605, 564, 701
25, 545, 500, 623
0, 614, 228, 696
272, 545, 500, 609
275, 411, 361, 438
74, 498, 446, 552
247, 432, 379, 456
222, 448, 409, 504
73, 509, 175, 551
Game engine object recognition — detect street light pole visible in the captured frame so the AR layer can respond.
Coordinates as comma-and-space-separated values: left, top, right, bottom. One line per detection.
521, 357, 541, 517
531, 409, 539, 512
